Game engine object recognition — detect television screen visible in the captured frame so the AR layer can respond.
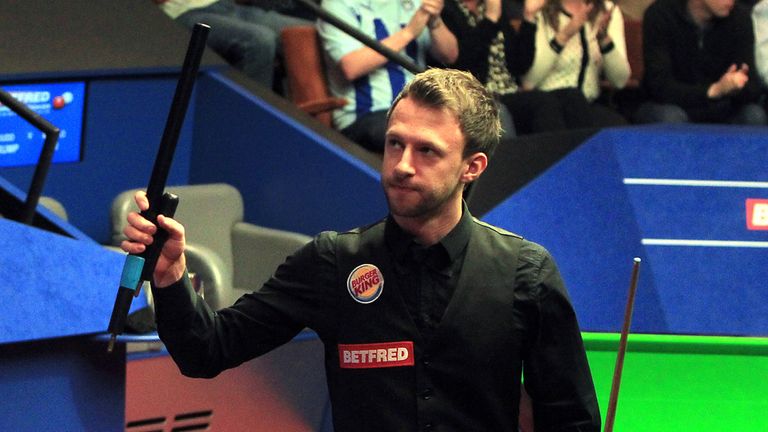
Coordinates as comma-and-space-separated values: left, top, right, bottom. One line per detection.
0, 81, 86, 168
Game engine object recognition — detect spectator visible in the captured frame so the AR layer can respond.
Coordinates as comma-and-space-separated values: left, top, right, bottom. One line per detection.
317, 0, 458, 153
635, 0, 767, 125
522, 0, 631, 127
155, 0, 311, 89
753, 0, 768, 88
442, 0, 607, 135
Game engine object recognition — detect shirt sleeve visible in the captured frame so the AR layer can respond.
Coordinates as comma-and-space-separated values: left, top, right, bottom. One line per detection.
522, 12, 560, 89
519, 243, 601, 431
152, 232, 340, 378
505, 19, 537, 77
601, 4, 631, 89
317, 0, 364, 63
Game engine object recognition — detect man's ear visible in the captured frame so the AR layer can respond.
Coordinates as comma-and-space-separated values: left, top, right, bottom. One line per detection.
461, 152, 488, 185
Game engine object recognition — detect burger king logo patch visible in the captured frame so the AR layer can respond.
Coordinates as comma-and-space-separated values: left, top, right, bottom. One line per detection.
347, 264, 384, 304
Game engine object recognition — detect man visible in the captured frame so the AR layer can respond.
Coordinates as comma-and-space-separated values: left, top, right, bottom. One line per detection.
122, 68, 600, 431
635, 0, 767, 124
317, 0, 458, 153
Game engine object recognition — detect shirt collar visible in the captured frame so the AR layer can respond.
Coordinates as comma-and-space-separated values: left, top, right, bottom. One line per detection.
385, 201, 473, 266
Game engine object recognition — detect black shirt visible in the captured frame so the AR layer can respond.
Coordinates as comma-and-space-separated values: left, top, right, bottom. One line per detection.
387, 208, 471, 340
153, 206, 600, 431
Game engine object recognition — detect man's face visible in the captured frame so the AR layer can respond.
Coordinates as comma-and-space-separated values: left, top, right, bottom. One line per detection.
702, 0, 734, 17
381, 97, 470, 221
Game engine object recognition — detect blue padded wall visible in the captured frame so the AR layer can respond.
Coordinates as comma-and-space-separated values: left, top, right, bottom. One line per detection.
483, 124, 768, 336
189, 72, 386, 235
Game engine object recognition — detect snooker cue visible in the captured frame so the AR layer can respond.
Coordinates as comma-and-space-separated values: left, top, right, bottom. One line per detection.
604, 257, 641, 432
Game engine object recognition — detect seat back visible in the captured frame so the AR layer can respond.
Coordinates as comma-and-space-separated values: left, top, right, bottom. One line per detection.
39, 196, 68, 221
111, 183, 312, 310
280, 25, 346, 128
231, 223, 312, 298
623, 16, 643, 88
111, 183, 244, 276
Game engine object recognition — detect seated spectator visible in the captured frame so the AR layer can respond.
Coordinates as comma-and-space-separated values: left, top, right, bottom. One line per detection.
753, 0, 768, 88
635, 0, 767, 125
317, 0, 458, 153
522, 0, 631, 128
155, 0, 310, 89
442, 0, 609, 135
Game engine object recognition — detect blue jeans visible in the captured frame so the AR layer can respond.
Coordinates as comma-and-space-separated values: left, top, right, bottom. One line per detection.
176, 0, 310, 88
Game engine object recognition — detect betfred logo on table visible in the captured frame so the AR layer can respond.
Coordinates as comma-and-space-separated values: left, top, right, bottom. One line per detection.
338, 341, 414, 369
746, 199, 768, 230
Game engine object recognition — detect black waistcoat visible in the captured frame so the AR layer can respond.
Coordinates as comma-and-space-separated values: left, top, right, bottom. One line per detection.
325, 218, 526, 432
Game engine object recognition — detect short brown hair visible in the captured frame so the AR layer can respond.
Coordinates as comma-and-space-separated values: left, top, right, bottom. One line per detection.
387, 68, 501, 158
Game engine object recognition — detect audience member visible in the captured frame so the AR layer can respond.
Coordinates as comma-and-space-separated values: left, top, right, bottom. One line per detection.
442, 0, 609, 135
155, 0, 310, 89
317, 0, 459, 153
635, 0, 767, 124
753, 0, 768, 88
522, 0, 631, 128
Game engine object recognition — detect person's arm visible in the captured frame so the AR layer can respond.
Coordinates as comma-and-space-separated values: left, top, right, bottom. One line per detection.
152, 234, 336, 378
520, 243, 601, 430
599, 3, 631, 89
424, 0, 459, 64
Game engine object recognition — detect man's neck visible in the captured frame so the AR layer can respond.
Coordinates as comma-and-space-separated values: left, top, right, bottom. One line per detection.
687, 0, 713, 26
393, 201, 463, 246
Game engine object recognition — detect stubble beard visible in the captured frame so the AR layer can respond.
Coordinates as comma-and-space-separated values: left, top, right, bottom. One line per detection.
383, 179, 464, 220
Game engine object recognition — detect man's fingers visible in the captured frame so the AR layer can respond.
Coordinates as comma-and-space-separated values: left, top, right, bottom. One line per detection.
124, 223, 155, 246
120, 239, 146, 255
157, 214, 186, 241
133, 190, 149, 212
126, 211, 157, 235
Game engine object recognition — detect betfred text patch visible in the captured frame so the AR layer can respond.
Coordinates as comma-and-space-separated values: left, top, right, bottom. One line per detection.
338, 341, 414, 369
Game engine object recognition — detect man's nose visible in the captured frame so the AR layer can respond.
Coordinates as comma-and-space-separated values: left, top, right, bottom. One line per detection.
394, 148, 416, 175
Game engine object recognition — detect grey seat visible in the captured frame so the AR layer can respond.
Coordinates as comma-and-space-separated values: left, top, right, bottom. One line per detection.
39, 196, 69, 221
110, 183, 312, 310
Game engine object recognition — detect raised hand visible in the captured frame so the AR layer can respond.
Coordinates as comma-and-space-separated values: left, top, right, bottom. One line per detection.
523, 0, 547, 21
709, 63, 750, 98
556, 0, 594, 46
485, 0, 503, 22
121, 190, 187, 288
